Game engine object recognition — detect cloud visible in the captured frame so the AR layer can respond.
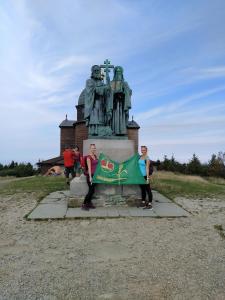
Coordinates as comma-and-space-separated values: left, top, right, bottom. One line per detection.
135, 86, 225, 122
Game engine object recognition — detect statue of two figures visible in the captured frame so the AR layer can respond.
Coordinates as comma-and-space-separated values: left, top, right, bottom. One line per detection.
84, 60, 132, 138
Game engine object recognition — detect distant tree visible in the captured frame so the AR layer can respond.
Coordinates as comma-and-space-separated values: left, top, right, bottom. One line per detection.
208, 153, 225, 178
0, 162, 36, 177
187, 153, 202, 175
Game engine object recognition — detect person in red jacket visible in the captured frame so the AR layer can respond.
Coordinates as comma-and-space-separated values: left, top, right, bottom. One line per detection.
63, 145, 75, 185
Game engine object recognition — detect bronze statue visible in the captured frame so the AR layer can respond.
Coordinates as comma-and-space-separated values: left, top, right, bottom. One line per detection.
110, 66, 132, 135
84, 61, 132, 138
84, 65, 112, 136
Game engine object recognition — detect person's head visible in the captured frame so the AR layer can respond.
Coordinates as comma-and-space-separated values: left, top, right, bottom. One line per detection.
113, 66, 124, 81
91, 65, 101, 80
89, 143, 96, 154
141, 145, 148, 155
74, 146, 79, 152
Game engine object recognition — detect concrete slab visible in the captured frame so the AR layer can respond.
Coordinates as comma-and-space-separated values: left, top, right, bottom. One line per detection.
153, 191, 172, 203
117, 207, 131, 217
27, 203, 67, 219
128, 207, 157, 217
66, 208, 92, 218
40, 197, 67, 205
66, 207, 109, 218
44, 191, 67, 199
26, 190, 190, 220
154, 202, 189, 217
107, 208, 120, 217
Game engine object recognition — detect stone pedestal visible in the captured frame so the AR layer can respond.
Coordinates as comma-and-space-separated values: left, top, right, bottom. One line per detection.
69, 138, 141, 207
83, 139, 135, 162
69, 175, 141, 207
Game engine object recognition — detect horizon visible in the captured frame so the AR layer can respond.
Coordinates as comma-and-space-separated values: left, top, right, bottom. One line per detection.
1, 0, 225, 165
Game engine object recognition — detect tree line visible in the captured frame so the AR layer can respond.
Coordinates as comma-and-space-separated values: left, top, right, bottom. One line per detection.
158, 152, 225, 178
0, 161, 36, 177
1, 151, 225, 178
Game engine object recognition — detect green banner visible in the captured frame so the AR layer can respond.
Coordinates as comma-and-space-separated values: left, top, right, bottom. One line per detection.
93, 153, 146, 185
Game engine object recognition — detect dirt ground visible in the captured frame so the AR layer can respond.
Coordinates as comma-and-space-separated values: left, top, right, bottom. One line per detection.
0, 182, 225, 299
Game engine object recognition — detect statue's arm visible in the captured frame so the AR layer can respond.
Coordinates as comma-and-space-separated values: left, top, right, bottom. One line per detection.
84, 79, 95, 119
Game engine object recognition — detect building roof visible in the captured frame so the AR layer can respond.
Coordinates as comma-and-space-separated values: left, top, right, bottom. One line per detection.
59, 118, 75, 128
127, 119, 140, 129
37, 156, 64, 166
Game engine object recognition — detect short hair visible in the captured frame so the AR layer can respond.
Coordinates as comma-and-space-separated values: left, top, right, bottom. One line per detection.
74, 145, 79, 150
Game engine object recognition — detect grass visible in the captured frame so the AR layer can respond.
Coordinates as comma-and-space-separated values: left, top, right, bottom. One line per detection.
151, 171, 225, 200
0, 171, 225, 202
0, 176, 68, 201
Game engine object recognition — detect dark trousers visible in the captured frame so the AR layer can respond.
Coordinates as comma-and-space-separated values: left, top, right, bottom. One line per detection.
139, 176, 152, 203
65, 166, 75, 178
84, 175, 96, 204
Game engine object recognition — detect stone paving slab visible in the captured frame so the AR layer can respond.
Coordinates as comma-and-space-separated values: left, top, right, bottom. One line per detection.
107, 208, 120, 217
27, 203, 67, 220
43, 191, 67, 199
40, 197, 67, 205
153, 191, 172, 203
153, 202, 189, 217
117, 207, 131, 217
26, 191, 190, 219
128, 207, 157, 217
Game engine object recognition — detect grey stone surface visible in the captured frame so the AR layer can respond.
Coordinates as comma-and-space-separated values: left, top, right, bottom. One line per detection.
83, 139, 134, 162
66, 207, 109, 218
70, 174, 88, 196
122, 185, 140, 196
107, 208, 120, 217
27, 190, 189, 219
128, 207, 157, 217
153, 191, 172, 203
95, 184, 122, 195
117, 207, 132, 217
153, 202, 189, 217
40, 197, 67, 205
27, 203, 67, 219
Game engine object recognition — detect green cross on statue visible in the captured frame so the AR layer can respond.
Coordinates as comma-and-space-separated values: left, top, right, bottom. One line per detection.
100, 59, 114, 84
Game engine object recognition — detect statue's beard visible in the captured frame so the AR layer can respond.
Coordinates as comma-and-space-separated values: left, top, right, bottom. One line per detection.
92, 73, 102, 80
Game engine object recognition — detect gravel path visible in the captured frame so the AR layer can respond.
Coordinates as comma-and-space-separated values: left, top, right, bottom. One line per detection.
0, 191, 225, 300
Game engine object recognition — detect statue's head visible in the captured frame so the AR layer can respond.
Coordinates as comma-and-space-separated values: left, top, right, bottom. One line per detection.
113, 66, 124, 81
91, 65, 101, 80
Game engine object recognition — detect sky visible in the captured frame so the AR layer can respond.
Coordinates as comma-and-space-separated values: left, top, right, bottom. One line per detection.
0, 0, 225, 165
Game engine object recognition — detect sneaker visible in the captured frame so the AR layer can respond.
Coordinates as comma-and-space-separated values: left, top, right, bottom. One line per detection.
140, 201, 146, 207
143, 204, 153, 210
81, 203, 89, 211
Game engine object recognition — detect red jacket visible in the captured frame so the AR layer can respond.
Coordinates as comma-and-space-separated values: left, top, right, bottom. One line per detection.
63, 149, 75, 167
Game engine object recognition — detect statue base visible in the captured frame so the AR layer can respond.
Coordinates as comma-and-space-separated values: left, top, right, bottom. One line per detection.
69, 175, 141, 207
69, 138, 141, 207
83, 138, 134, 162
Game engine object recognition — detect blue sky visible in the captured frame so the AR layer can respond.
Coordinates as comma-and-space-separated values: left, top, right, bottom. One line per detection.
0, 0, 225, 164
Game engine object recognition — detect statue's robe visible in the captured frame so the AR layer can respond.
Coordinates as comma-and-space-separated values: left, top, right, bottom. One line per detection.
110, 80, 132, 135
84, 78, 112, 136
